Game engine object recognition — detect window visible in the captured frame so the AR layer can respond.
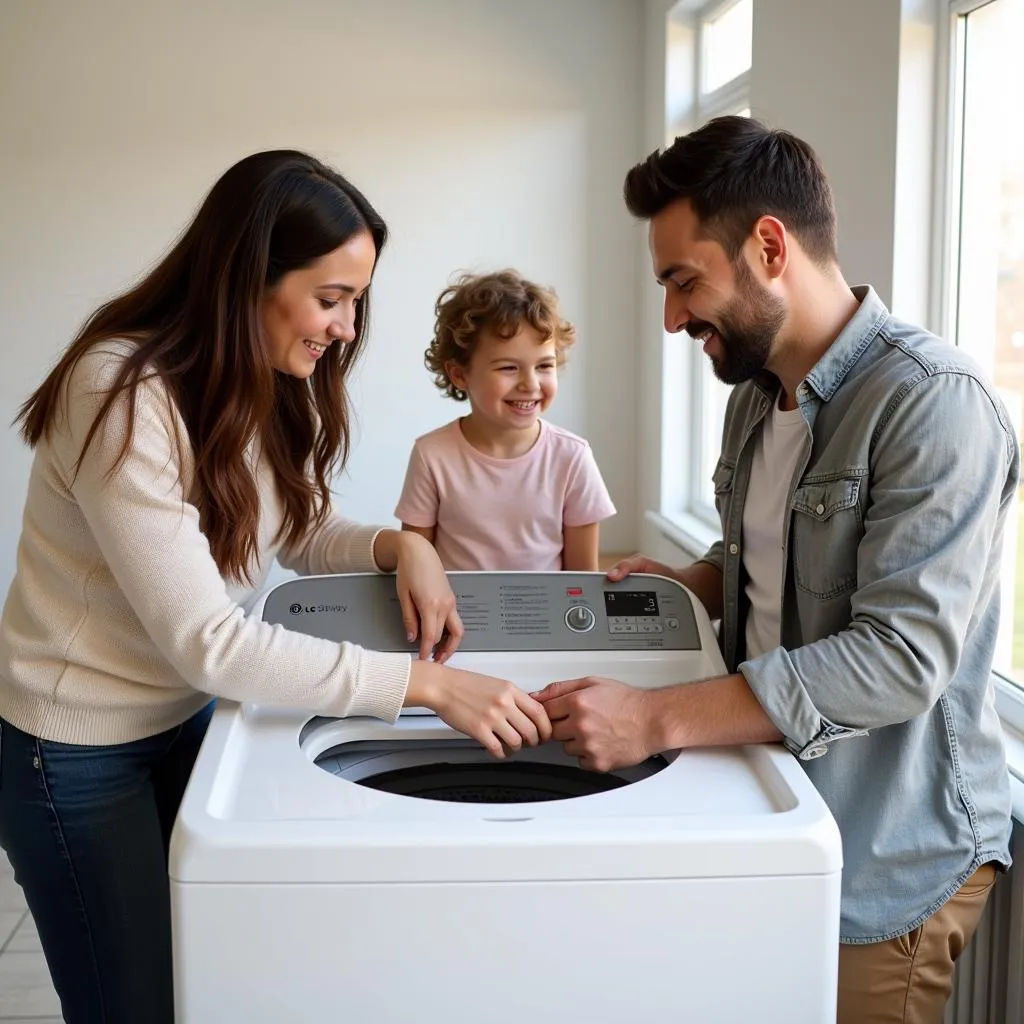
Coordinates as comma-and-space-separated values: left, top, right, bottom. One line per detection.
663, 1, 752, 538
702, 0, 753, 94
941, 0, 1024, 686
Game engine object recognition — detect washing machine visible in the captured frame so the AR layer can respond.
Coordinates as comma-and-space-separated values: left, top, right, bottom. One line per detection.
170, 572, 842, 1023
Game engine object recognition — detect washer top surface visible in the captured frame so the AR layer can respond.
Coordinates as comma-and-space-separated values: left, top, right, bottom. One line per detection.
170, 573, 842, 884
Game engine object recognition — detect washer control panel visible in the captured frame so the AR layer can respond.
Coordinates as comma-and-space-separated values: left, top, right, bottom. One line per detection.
263, 572, 701, 652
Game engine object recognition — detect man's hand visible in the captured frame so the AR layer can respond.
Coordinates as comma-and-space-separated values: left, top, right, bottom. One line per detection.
606, 552, 679, 584
606, 552, 724, 620
532, 677, 661, 772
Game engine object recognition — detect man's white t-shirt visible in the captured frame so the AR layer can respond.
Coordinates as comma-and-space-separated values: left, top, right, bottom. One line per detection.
742, 397, 809, 660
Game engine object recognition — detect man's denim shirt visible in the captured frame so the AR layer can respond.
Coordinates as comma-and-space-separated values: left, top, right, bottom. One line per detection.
700, 286, 1019, 942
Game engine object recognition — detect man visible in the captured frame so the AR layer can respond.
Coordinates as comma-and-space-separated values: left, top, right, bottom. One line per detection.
535, 115, 1018, 1023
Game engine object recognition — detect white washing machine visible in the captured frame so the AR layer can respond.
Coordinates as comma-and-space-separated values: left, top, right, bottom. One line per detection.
170, 572, 842, 1023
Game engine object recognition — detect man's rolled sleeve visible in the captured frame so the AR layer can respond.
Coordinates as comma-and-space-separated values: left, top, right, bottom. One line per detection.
739, 649, 867, 761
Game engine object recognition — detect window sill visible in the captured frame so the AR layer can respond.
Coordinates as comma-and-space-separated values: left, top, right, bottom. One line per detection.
1003, 727, 1024, 824
994, 679, 1024, 823
645, 509, 720, 560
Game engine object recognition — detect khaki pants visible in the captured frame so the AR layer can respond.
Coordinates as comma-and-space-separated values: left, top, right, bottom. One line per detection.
836, 863, 999, 1024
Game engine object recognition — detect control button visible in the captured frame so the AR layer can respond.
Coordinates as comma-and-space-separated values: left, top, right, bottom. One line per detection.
664, 616, 679, 630
610, 622, 638, 634
564, 605, 596, 633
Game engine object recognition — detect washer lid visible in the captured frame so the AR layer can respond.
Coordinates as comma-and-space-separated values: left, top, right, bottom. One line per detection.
170, 705, 842, 884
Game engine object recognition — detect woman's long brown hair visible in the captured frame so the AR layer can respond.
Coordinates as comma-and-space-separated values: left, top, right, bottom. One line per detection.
16, 150, 387, 582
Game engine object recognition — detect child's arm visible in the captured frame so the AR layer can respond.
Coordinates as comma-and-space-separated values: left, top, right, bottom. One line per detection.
562, 523, 600, 571
402, 522, 437, 546
562, 441, 616, 572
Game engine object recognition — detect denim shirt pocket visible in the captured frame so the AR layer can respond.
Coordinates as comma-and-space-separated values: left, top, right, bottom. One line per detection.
712, 458, 737, 533
790, 475, 863, 598
712, 458, 735, 498
712, 458, 737, 505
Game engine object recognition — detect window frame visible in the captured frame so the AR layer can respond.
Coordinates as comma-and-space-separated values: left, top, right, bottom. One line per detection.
932, 0, 1024, 703
930, 0, 992, 342
661, 0, 751, 547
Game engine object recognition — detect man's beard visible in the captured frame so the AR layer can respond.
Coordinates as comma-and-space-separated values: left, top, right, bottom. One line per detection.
690, 260, 786, 385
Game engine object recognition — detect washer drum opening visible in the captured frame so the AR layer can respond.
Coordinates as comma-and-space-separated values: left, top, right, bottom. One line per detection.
312, 739, 668, 804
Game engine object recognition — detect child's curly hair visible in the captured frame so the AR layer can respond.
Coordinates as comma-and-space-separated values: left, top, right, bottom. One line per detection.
425, 270, 576, 401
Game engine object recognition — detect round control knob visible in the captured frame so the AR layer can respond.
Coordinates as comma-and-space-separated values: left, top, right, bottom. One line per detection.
564, 605, 596, 633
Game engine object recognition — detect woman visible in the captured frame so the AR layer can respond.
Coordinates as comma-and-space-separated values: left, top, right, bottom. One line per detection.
0, 150, 551, 1024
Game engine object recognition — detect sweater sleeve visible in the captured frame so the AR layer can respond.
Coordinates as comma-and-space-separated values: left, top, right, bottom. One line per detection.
277, 515, 387, 576
51, 350, 409, 721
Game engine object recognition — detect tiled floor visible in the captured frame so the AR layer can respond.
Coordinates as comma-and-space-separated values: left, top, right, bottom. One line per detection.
0, 851, 61, 1021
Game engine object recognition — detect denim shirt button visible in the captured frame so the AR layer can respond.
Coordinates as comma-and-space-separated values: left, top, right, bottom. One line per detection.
801, 744, 828, 760
729, 542, 739, 556
815, 503, 825, 515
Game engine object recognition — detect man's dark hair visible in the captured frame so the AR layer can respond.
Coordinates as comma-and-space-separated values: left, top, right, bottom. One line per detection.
623, 115, 837, 266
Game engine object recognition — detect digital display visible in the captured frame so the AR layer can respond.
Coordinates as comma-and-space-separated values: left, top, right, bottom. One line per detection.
604, 591, 659, 617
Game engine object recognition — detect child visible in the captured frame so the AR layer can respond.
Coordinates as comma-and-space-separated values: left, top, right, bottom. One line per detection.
395, 269, 616, 571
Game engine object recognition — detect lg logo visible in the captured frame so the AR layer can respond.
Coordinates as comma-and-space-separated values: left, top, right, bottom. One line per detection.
288, 603, 347, 615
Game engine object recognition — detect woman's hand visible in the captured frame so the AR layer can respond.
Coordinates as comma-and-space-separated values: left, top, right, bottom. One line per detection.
407, 661, 553, 759
374, 529, 463, 661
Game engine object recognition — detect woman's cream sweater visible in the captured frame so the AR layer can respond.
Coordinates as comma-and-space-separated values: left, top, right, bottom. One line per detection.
0, 343, 410, 744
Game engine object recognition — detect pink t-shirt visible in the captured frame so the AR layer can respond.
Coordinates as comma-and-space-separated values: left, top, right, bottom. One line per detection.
394, 418, 616, 571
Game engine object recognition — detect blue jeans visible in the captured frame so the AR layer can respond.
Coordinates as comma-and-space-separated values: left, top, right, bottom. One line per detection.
0, 703, 213, 1024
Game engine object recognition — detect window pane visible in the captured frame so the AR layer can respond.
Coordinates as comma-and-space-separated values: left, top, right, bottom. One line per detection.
951, 0, 1024, 681
702, 0, 753, 95
696, 362, 732, 511
694, 104, 750, 517
666, 11, 696, 130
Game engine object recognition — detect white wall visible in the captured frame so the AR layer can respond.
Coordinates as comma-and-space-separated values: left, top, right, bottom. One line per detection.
750, 0, 905, 306
0, 0, 642, 595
